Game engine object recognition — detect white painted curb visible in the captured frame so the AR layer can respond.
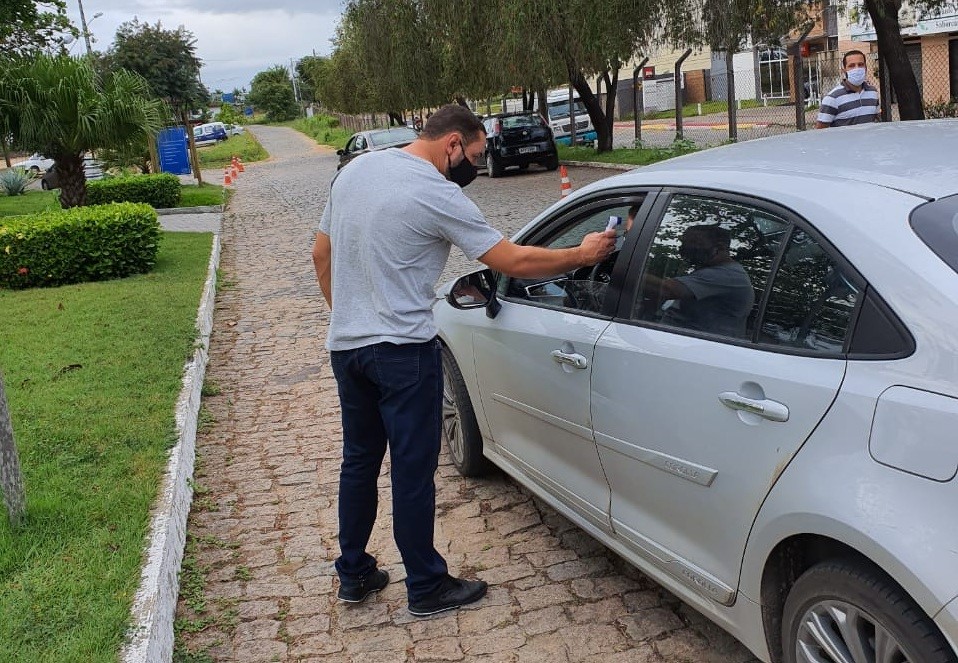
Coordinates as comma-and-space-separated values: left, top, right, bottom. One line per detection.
120, 234, 222, 663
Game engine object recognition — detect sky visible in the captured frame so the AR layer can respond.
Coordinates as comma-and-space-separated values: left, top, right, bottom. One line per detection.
63, 0, 345, 93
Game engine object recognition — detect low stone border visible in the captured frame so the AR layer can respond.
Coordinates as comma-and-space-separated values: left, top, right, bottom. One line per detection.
155, 205, 224, 216
561, 160, 636, 171
119, 234, 222, 663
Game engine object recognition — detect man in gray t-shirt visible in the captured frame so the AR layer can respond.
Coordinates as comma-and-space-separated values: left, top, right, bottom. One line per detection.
311, 104, 614, 618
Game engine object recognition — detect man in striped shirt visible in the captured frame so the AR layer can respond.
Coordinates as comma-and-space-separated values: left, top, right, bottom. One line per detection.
816, 50, 881, 128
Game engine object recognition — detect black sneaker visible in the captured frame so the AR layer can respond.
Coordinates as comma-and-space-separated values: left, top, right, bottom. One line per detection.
408, 575, 488, 617
337, 568, 389, 603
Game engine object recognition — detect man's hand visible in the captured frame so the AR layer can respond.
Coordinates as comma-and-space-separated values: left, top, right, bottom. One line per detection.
577, 230, 617, 267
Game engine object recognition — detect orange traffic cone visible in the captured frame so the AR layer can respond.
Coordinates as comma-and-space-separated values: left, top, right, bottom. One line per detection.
559, 165, 572, 198
236, 157, 245, 173
223, 167, 233, 186
231, 162, 239, 179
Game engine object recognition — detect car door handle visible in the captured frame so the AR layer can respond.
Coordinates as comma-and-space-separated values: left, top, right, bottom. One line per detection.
718, 392, 789, 422
551, 350, 588, 369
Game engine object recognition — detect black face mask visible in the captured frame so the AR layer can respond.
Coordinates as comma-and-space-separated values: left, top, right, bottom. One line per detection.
448, 144, 478, 188
680, 244, 715, 267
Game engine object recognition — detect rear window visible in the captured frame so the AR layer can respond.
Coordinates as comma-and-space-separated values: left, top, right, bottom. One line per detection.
501, 115, 543, 129
368, 128, 418, 146
910, 194, 958, 274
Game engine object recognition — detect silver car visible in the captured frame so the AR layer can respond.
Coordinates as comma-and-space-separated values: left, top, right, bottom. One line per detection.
435, 120, 958, 663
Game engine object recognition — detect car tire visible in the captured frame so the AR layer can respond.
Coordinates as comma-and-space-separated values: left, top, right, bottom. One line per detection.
487, 153, 503, 178
40, 179, 50, 190
544, 154, 559, 171
440, 343, 491, 477
782, 559, 955, 663
30, 166, 40, 174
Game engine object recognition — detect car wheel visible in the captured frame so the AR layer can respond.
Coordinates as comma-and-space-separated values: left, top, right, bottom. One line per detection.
782, 560, 955, 663
544, 154, 559, 171
30, 166, 40, 174
40, 179, 50, 190
440, 343, 491, 477
487, 153, 503, 178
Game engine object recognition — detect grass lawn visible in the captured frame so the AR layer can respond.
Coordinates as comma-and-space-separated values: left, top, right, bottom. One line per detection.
180, 183, 226, 208
0, 184, 227, 217
639, 98, 767, 120
286, 115, 355, 150
0, 232, 213, 662
558, 141, 698, 167
196, 133, 268, 169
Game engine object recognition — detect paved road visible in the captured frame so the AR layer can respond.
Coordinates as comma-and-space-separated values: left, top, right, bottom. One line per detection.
175, 125, 760, 663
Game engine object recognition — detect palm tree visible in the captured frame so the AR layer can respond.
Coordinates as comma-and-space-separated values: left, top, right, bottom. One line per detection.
0, 54, 166, 208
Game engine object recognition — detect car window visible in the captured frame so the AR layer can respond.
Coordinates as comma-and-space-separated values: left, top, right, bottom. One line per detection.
758, 228, 860, 353
354, 135, 366, 150
344, 136, 357, 152
368, 128, 418, 146
630, 194, 789, 341
503, 201, 644, 315
501, 115, 542, 129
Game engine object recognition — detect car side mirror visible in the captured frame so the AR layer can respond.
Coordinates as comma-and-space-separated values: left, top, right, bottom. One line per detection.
447, 269, 500, 318
336, 149, 344, 156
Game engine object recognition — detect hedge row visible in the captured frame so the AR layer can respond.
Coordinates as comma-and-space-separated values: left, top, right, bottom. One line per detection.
0, 202, 162, 289
87, 173, 181, 208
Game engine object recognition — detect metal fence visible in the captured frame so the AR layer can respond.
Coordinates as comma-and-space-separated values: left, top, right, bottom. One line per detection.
613, 40, 957, 150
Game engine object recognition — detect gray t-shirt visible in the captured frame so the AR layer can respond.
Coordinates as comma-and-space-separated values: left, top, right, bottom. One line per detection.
661, 261, 754, 338
318, 148, 503, 351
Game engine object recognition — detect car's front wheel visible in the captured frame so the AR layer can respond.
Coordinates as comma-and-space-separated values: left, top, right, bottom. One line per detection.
782, 560, 955, 663
40, 179, 50, 190
440, 343, 491, 477
487, 152, 503, 178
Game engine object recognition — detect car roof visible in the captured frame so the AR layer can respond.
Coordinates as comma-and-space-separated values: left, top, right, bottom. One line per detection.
621, 120, 958, 200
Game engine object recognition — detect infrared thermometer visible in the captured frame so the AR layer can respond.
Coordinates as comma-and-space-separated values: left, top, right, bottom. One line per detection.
606, 215, 622, 233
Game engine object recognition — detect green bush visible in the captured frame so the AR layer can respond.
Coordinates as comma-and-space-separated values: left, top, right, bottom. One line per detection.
924, 98, 958, 118
0, 168, 36, 196
87, 173, 181, 208
0, 202, 162, 289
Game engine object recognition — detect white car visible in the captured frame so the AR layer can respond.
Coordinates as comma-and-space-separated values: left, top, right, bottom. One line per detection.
13, 153, 55, 173
436, 120, 958, 663
224, 123, 244, 136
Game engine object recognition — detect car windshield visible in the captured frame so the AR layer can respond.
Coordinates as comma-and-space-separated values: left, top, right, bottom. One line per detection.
368, 128, 418, 147
501, 115, 543, 129
547, 100, 586, 119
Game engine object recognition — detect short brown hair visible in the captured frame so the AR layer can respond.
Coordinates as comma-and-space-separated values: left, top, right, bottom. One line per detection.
842, 49, 866, 68
420, 104, 485, 143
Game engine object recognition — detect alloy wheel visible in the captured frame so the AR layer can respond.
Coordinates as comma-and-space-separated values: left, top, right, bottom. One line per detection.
795, 599, 912, 663
441, 373, 464, 465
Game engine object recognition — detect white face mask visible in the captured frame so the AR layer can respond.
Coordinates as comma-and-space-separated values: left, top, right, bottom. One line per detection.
846, 68, 867, 86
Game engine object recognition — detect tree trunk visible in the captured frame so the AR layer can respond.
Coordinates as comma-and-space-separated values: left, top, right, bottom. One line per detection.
536, 89, 548, 123
387, 111, 403, 126
1, 135, 10, 169
56, 154, 88, 209
454, 96, 469, 108
570, 69, 612, 152
864, 0, 924, 120
0, 372, 26, 527
603, 66, 619, 149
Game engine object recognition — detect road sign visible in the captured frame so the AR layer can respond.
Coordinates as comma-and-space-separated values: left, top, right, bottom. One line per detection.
157, 126, 191, 176
222, 92, 235, 103
244, 106, 254, 117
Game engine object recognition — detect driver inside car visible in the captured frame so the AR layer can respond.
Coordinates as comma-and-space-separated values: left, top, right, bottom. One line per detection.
640, 224, 754, 338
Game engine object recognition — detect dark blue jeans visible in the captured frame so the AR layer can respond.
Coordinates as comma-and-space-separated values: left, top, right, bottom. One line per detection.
329, 338, 449, 601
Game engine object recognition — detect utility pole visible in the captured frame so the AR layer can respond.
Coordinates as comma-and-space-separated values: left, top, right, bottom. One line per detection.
77, 0, 94, 56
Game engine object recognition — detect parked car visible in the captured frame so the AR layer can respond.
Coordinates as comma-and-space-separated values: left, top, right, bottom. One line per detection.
479, 112, 558, 178
12, 153, 55, 173
40, 156, 105, 190
193, 122, 228, 145
435, 120, 958, 663
336, 126, 419, 170
224, 123, 245, 136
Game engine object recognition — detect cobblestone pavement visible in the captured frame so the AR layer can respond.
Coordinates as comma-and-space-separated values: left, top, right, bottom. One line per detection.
175, 125, 760, 663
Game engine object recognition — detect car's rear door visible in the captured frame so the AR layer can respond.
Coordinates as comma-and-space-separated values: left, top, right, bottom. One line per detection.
591, 190, 861, 603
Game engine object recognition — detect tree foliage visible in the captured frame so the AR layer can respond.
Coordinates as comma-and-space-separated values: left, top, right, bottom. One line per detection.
107, 19, 208, 112
248, 65, 300, 122
0, 55, 166, 207
0, 0, 75, 57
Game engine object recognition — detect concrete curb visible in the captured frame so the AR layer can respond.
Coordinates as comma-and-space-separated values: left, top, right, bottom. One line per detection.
120, 234, 222, 663
562, 160, 636, 171
156, 205, 224, 216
